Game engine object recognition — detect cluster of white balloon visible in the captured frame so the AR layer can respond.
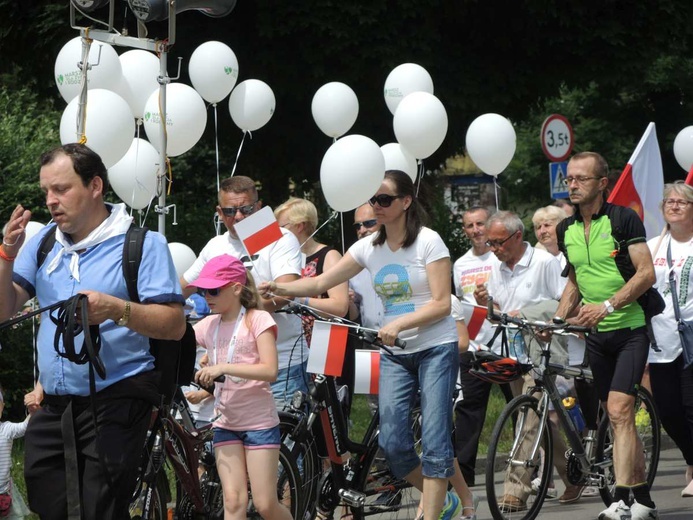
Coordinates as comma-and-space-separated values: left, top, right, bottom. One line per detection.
54, 38, 276, 211
674, 126, 693, 174
312, 63, 517, 213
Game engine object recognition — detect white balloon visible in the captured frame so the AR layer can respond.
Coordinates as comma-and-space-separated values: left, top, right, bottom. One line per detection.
320, 135, 385, 212
380, 143, 417, 181
168, 242, 197, 278
59, 89, 135, 169
189, 41, 239, 104
143, 83, 207, 157
108, 138, 160, 210
393, 92, 448, 159
673, 126, 693, 172
54, 37, 123, 103
465, 113, 517, 177
311, 82, 359, 138
228, 79, 276, 132
118, 50, 160, 119
17, 221, 46, 258
384, 63, 434, 116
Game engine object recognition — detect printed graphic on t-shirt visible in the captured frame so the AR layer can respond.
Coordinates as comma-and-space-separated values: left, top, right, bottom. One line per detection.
374, 264, 414, 316
459, 266, 491, 296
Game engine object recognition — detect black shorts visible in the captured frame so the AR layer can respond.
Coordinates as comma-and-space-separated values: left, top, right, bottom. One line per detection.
586, 326, 649, 402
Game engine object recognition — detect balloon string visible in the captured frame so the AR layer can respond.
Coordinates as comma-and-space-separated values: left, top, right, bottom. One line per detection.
231, 130, 251, 177
415, 159, 424, 197
300, 211, 339, 249
494, 177, 500, 210
340, 211, 345, 256
76, 32, 92, 145
213, 104, 221, 192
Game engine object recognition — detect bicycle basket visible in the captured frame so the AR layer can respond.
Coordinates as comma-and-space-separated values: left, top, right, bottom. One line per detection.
469, 356, 527, 384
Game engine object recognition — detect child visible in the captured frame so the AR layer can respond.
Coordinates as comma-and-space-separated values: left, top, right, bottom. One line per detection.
0, 386, 32, 519
190, 254, 292, 520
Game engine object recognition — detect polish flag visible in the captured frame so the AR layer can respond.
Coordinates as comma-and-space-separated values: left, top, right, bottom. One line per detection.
233, 206, 283, 256
685, 165, 693, 186
459, 301, 490, 341
354, 350, 380, 394
306, 321, 348, 376
607, 122, 665, 239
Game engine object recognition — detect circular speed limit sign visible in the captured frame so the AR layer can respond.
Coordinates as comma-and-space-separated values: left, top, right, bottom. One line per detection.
541, 114, 574, 162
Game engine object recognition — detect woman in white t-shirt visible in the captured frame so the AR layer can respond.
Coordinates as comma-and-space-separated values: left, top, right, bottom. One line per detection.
647, 181, 693, 498
260, 170, 476, 520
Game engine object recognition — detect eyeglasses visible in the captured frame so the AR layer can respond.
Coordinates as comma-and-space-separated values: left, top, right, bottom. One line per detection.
220, 201, 257, 217
663, 198, 692, 208
485, 231, 518, 248
369, 194, 403, 208
353, 219, 378, 230
564, 176, 602, 185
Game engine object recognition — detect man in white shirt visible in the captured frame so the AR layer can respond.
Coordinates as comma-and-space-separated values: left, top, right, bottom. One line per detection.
181, 176, 306, 409
452, 206, 514, 487
474, 211, 583, 510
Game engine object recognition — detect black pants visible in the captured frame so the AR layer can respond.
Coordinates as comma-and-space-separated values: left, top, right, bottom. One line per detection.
24, 393, 152, 520
649, 354, 693, 465
454, 352, 513, 485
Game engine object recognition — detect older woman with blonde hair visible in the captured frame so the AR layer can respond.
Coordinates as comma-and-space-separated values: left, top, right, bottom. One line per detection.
647, 181, 693, 498
532, 205, 568, 256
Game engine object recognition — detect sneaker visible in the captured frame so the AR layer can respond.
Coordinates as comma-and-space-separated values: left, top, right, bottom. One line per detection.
371, 489, 402, 510
459, 493, 480, 520
582, 486, 600, 498
630, 500, 658, 520
558, 484, 584, 504
598, 500, 631, 520
438, 491, 462, 520
530, 477, 557, 499
499, 494, 526, 513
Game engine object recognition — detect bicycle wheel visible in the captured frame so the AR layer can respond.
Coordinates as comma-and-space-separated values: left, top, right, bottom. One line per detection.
130, 471, 169, 520
486, 394, 553, 520
595, 386, 661, 506
248, 443, 302, 519
279, 413, 322, 520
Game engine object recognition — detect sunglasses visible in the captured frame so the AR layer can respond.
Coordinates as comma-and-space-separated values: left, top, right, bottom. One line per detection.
220, 201, 257, 217
368, 194, 403, 208
353, 219, 378, 230
199, 284, 236, 297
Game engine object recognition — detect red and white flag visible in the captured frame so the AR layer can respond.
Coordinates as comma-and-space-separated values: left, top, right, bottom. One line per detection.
607, 122, 665, 239
459, 301, 490, 341
354, 350, 380, 394
306, 321, 348, 376
685, 165, 693, 187
233, 206, 283, 256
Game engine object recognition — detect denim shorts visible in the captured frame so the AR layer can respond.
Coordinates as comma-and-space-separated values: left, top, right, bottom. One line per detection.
378, 342, 458, 479
271, 360, 309, 410
213, 425, 281, 450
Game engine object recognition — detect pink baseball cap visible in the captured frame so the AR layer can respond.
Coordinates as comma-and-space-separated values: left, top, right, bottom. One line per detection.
187, 254, 247, 290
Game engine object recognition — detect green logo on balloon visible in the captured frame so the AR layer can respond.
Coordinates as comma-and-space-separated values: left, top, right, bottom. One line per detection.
57, 75, 64, 85
224, 66, 232, 75
144, 112, 151, 121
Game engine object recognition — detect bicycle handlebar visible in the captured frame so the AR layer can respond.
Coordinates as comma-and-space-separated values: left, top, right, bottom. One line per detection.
276, 302, 407, 350
486, 297, 593, 335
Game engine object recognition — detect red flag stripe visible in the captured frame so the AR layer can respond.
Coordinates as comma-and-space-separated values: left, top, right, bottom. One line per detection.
466, 306, 487, 340
370, 352, 379, 394
243, 223, 283, 256
324, 324, 348, 376
686, 164, 693, 187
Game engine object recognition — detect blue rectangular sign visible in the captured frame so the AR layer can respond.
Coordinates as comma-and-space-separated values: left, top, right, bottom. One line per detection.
549, 161, 569, 199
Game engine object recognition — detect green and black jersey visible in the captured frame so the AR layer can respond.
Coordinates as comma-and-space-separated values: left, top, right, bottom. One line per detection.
556, 202, 646, 332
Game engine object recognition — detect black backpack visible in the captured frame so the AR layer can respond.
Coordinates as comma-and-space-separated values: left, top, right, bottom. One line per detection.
37, 224, 196, 403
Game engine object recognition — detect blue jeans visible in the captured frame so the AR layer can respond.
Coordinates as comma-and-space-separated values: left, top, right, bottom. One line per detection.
271, 360, 309, 410
378, 342, 458, 479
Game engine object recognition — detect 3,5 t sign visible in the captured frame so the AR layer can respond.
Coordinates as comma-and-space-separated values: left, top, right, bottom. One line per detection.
540, 114, 574, 162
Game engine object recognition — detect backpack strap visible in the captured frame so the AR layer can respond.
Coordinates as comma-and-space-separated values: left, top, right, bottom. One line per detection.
36, 225, 57, 269
123, 225, 147, 304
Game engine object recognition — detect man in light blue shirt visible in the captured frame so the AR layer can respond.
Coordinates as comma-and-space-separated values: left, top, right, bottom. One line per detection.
0, 143, 186, 520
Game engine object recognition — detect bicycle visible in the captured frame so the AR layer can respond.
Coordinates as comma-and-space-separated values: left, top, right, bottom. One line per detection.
475, 303, 660, 520
129, 384, 302, 519
275, 304, 420, 520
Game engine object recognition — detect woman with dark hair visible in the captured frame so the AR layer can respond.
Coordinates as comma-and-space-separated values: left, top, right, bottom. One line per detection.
259, 170, 476, 520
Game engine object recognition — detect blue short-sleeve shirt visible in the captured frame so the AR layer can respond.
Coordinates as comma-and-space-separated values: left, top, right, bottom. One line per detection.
13, 223, 184, 396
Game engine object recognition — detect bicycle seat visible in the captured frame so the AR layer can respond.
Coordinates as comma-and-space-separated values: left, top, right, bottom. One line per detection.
469, 356, 530, 384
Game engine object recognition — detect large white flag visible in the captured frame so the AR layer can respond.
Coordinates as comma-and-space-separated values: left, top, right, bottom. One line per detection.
607, 122, 665, 239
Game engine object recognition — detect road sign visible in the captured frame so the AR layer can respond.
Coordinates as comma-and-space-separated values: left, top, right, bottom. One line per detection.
549, 161, 569, 199
541, 114, 574, 162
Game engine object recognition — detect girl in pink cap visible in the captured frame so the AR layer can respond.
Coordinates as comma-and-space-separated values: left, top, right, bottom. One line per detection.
190, 254, 292, 520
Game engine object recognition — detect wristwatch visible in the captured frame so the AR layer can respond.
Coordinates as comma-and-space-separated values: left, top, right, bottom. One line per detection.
603, 300, 615, 315
117, 300, 131, 326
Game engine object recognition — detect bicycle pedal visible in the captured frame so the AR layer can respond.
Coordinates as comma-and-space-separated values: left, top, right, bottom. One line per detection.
339, 488, 366, 507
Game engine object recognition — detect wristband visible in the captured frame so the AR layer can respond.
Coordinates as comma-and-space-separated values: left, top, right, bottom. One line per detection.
117, 301, 131, 326
303, 297, 310, 306
0, 247, 16, 262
